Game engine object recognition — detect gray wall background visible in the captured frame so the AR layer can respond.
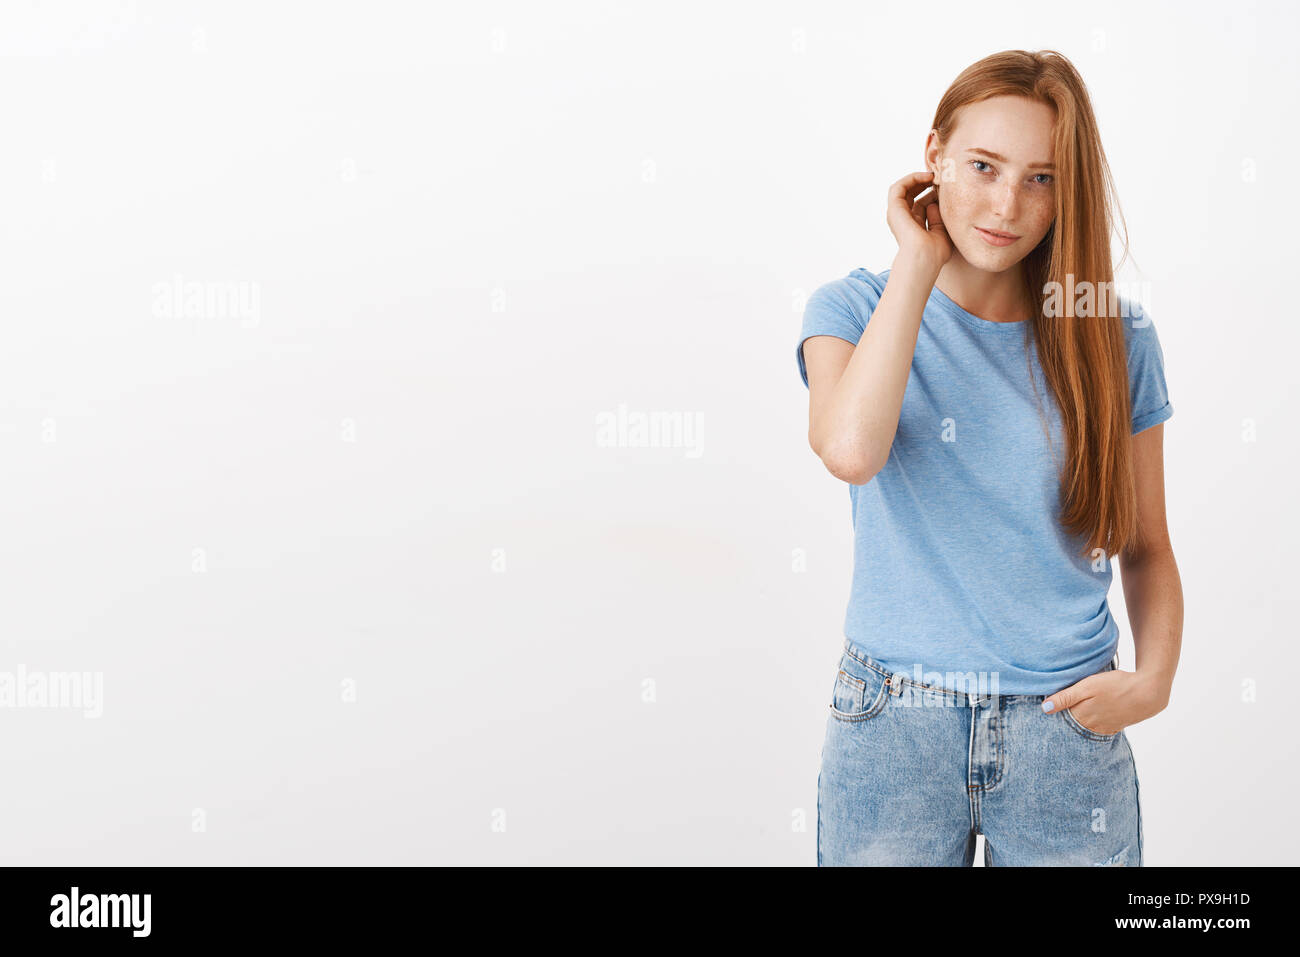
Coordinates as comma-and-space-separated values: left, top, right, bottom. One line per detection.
0, 0, 1293, 865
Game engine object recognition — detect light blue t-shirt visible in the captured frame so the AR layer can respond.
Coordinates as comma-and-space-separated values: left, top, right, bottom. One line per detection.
796, 267, 1173, 695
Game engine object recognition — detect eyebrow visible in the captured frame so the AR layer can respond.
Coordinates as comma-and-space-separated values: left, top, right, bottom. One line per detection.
966, 148, 1055, 171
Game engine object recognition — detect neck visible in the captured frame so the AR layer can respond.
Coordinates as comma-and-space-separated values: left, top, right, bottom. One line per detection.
934, 254, 1031, 323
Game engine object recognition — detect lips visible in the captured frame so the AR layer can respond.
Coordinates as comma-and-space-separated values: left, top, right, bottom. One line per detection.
975, 226, 1020, 247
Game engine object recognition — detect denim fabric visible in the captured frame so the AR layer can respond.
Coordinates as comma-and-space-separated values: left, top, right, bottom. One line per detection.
817, 637, 1143, 866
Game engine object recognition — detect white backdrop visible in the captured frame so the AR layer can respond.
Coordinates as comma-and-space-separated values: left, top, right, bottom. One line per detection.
0, 0, 1293, 865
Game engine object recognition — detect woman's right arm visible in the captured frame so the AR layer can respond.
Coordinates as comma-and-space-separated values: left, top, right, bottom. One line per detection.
805, 172, 951, 485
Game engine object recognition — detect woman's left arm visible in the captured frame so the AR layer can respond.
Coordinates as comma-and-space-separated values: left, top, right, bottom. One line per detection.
1117, 421, 1183, 710
1041, 423, 1183, 731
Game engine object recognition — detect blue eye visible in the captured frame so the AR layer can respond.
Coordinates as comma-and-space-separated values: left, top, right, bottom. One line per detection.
972, 159, 1053, 185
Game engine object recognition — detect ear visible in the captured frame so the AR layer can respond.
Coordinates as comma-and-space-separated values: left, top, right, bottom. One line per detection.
925, 131, 946, 185
923, 129, 941, 177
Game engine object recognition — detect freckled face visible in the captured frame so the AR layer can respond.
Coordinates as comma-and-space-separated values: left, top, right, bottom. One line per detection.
928, 96, 1058, 273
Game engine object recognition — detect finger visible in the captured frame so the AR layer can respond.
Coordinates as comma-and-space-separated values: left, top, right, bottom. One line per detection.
890, 171, 936, 207
910, 188, 937, 216
1043, 684, 1083, 713
910, 190, 939, 228
924, 198, 947, 233
1044, 690, 1098, 714
900, 173, 936, 206
1045, 670, 1116, 713
889, 171, 933, 193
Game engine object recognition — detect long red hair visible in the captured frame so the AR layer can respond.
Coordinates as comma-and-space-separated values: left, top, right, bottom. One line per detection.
930, 49, 1145, 560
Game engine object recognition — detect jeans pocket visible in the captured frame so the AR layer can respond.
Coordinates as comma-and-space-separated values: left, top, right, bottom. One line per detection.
1061, 705, 1122, 742
828, 657, 890, 723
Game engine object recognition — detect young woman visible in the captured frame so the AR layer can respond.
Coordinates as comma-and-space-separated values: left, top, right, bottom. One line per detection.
797, 50, 1183, 866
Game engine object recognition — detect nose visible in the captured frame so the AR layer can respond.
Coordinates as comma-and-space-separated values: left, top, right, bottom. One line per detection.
992, 180, 1021, 221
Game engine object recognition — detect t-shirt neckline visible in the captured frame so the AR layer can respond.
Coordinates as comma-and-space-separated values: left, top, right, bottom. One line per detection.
870, 267, 1034, 335
928, 282, 1032, 335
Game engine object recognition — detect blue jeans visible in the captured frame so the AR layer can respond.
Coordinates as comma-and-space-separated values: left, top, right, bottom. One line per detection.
817, 637, 1143, 866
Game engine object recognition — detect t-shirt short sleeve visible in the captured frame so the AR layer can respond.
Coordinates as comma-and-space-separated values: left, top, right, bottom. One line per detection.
1124, 302, 1173, 435
796, 277, 875, 390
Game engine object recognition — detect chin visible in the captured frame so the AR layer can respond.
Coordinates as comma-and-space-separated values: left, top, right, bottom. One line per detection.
955, 244, 1024, 274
